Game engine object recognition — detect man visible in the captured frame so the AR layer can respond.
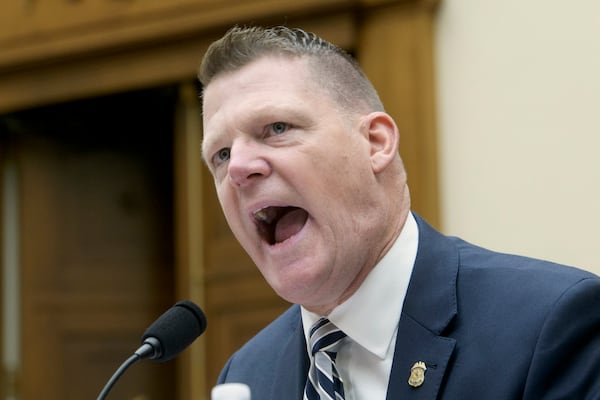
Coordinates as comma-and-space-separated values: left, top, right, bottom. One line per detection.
199, 26, 600, 399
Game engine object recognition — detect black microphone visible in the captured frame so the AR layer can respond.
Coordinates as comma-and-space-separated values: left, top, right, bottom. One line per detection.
97, 300, 207, 400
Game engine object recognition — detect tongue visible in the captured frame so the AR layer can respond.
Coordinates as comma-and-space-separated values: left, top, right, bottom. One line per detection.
274, 208, 308, 243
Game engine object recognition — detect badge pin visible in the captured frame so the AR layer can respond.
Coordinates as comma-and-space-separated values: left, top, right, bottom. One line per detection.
408, 361, 427, 388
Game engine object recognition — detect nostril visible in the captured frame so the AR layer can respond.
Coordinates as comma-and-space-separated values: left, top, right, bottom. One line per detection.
229, 170, 264, 187
247, 172, 263, 179
228, 157, 270, 187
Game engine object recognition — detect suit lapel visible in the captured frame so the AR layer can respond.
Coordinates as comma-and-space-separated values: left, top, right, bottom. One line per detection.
386, 314, 456, 399
386, 215, 459, 400
269, 307, 309, 399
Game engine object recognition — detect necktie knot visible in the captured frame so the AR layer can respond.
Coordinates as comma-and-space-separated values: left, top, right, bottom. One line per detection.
309, 317, 347, 355
304, 318, 347, 400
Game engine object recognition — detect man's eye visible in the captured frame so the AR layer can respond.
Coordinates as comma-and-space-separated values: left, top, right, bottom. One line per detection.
212, 148, 230, 166
270, 122, 288, 135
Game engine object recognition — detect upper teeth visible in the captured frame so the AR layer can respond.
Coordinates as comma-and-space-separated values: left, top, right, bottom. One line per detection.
254, 207, 277, 224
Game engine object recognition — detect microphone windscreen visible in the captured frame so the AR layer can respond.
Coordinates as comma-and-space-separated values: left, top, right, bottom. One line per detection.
141, 300, 207, 361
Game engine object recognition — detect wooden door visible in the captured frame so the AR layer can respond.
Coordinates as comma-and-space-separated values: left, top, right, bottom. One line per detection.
6, 87, 178, 399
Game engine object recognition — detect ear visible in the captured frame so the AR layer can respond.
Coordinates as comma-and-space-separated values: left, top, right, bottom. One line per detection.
362, 112, 400, 174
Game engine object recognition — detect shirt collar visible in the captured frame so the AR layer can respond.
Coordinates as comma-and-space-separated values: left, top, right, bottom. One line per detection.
302, 212, 419, 359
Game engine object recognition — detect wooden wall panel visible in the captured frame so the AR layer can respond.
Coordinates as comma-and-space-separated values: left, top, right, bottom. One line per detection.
358, 1, 440, 226
173, 82, 208, 400
0, 0, 351, 71
0, 11, 356, 115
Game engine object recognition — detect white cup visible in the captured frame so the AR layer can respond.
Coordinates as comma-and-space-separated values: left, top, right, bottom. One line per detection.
211, 383, 251, 400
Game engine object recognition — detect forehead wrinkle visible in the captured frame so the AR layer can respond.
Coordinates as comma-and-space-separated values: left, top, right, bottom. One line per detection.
216, 94, 315, 132
242, 100, 314, 125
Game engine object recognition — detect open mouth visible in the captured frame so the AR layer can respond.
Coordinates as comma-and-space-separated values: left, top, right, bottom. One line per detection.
253, 206, 309, 245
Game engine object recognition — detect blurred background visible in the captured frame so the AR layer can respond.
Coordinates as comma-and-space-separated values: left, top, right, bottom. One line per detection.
1, 0, 598, 399
436, 0, 600, 275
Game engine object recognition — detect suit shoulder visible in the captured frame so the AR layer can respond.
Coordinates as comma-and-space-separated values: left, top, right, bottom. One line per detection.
451, 236, 597, 287
448, 237, 600, 337
228, 304, 301, 361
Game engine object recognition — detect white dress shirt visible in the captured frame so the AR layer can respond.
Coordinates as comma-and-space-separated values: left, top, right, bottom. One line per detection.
301, 212, 419, 400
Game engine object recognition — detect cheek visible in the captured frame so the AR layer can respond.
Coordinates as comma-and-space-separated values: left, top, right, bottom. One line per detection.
216, 187, 241, 228
216, 186, 229, 214
321, 155, 373, 203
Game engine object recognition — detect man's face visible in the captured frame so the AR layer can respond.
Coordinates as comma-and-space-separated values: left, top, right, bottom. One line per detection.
202, 56, 384, 314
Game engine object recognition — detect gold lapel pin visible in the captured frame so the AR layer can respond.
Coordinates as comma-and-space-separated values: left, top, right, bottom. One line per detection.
408, 361, 427, 388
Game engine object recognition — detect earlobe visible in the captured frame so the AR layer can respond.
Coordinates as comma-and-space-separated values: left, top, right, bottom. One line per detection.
365, 112, 399, 173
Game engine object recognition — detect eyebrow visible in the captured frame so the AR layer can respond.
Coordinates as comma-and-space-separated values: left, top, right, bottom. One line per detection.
201, 100, 316, 162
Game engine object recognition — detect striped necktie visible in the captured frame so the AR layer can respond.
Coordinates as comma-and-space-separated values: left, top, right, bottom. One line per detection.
304, 318, 347, 400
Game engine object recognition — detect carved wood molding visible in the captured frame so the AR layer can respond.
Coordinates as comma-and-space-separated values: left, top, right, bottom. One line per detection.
0, 0, 437, 72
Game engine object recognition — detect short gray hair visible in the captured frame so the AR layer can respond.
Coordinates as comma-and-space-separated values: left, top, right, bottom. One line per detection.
198, 25, 384, 113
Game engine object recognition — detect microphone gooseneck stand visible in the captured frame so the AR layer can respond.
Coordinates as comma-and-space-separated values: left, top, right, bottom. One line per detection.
96, 353, 141, 400
95, 301, 207, 400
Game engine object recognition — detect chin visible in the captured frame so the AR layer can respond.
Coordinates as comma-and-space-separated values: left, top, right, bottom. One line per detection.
270, 273, 323, 305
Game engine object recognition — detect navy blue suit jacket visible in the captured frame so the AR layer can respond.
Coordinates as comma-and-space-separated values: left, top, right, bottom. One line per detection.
217, 215, 600, 399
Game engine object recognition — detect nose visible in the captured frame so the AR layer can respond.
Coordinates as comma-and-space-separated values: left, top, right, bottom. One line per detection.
227, 139, 271, 187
